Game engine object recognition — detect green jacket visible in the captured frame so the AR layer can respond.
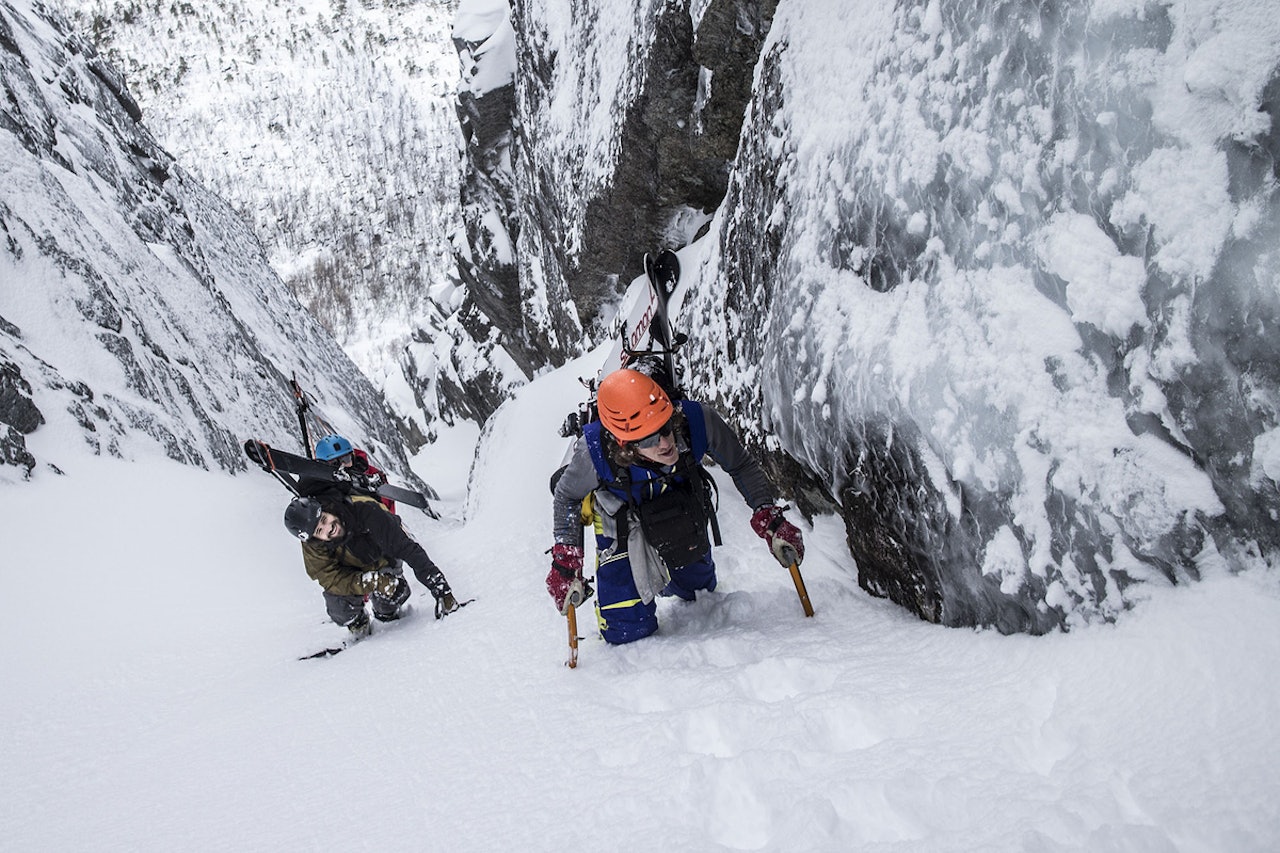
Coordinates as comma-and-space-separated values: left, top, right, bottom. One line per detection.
301, 495, 445, 597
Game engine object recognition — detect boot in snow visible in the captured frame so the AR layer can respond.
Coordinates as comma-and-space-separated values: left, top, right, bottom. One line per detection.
347, 610, 372, 639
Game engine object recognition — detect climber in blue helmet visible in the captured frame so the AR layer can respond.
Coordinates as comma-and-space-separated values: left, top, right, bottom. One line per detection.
312, 433, 394, 513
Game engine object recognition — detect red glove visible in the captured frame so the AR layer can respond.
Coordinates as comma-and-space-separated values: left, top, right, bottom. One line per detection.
750, 506, 805, 567
547, 544, 592, 615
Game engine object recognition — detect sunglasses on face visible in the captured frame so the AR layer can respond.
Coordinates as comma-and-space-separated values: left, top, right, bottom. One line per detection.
631, 423, 674, 450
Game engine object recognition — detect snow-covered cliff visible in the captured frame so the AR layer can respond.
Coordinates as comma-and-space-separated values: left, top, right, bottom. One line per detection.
685, 0, 1280, 630
54, 0, 464, 442
1, 0, 414, 483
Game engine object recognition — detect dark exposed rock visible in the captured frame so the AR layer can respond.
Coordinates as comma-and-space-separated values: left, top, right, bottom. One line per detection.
455, 80, 521, 341
1, 424, 37, 478
572, 0, 778, 330
453, 0, 778, 372
86, 54, 142, 122
0, 8, 21, 59
441, 302, 523, 425
0, 359, 44, 435
838, 420, 1057, 634
691, 0, 780, 181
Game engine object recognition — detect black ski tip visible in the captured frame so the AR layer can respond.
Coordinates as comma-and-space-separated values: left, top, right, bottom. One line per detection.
299, 646, 346, 660
244, 438, 268, 467
654, 249, 680, 295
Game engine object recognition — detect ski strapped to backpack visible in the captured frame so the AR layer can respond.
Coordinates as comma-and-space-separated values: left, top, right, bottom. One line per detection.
244, 439, 439, 518
249, 374, 441, 514
290, 374, 319, 459
290, 373, 348, 460
286, 377, 440, 500
558, 248, 687, 442
641, 249, 683, 396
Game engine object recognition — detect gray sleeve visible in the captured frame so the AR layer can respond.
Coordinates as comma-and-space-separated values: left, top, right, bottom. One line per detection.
551, 436, 601, 547
700, 405, 778, 510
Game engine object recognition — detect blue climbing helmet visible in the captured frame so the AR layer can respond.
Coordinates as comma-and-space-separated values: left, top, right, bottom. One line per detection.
314, 434, 354, 462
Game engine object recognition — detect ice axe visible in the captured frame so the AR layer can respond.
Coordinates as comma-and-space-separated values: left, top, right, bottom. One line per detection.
779, 543, 814, 617
566, 602, 580, 668
563, 577, 589, 668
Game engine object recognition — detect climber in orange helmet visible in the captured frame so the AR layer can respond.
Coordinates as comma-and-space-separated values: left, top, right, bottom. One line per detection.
548, 368, 805, 644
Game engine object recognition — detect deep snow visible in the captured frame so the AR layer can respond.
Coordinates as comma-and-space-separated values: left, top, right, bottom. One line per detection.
2, 345, 1278, 852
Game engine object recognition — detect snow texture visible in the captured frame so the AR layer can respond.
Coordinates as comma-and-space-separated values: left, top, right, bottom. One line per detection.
1, 348, 1278, 851
54, 0, 466, 438
1, 2, 1279, 841
510, 0, 668, 259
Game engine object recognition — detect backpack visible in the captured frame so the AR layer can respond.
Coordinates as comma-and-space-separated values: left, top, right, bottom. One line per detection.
582, 401, 722, 567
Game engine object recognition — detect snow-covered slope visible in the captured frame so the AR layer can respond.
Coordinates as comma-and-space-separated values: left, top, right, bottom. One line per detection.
2, 348, 1278, 851
1, 0, 412, 481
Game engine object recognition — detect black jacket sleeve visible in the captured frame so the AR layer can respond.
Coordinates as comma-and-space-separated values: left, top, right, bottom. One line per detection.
358, 502, 449, 594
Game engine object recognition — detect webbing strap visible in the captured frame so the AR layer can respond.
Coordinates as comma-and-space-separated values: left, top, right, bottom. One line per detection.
600, 598, 643, 611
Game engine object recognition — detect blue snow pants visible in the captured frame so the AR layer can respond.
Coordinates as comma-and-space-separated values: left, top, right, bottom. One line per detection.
594, 535, 717, 645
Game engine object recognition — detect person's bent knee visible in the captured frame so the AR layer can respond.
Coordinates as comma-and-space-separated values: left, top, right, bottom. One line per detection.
598, 606, 658, 645
323, 592, 366, 626
371, 577, 410, 620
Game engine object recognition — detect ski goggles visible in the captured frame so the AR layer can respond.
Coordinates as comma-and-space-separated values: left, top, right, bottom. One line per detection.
631, 422, 674, 450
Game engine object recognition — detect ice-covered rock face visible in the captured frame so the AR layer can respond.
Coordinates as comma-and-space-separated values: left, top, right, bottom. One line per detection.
0, 1, 413, 483
454, 0, 775, 370
450, 0, 573, 414
688, 0, 1280, 631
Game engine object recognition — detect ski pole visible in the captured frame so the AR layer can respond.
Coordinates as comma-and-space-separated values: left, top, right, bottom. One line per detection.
566, 602, 579, 668
789, 560, 814, 617
289, 374, 315, 457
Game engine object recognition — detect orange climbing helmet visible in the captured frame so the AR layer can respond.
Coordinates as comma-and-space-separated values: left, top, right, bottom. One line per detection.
596, 369, 672, 442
